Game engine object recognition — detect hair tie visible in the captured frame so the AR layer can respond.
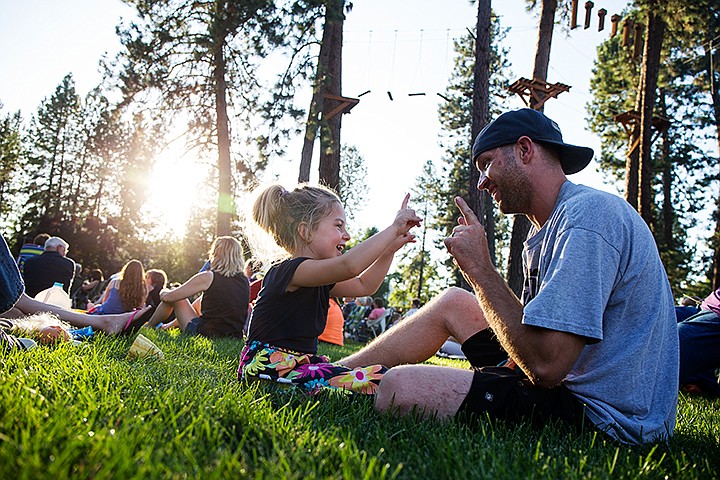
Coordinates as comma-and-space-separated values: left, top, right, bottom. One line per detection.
280, 188, 289, 197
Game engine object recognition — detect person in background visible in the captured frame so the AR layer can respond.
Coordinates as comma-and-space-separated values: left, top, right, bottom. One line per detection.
388, 298, 422, 329
319, 297, 344, 346
146, 237, 249, 338
367, 297, 386, 323
16, 233, 51, 275
69, 263, 84, 298
71, 268, 104, 310
245, 258, 261, 283
22, 236, 76, 297
87, 260, 147, 314
145, 269, 168, 308
675, 286, 720, 396
341, 297, 357, 319
404, 298, 422, 318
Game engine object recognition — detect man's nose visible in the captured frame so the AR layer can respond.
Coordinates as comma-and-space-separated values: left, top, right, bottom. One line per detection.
477, 171, 489, 190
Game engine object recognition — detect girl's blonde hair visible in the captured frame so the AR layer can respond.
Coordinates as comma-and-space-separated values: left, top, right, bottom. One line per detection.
209, 236, 245, 277
250, 184, 341, 259
119, 259, 147, 311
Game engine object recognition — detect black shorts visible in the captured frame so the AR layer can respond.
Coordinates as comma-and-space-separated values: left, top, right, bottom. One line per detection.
456, 330, 590, 432
185, 317, 202, 336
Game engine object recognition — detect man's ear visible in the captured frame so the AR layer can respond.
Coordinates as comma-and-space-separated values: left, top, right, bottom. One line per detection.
516, 136, 534, 164
297, 223, 312, 243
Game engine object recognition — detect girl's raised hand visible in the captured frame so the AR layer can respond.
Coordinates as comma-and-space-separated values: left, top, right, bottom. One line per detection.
393, 193, 422, 235
388, 232, 417, 253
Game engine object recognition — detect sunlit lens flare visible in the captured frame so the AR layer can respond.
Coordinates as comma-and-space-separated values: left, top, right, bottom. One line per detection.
144, 149, 208, 237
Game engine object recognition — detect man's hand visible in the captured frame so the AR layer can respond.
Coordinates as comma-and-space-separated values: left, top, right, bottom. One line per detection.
443, 196, 493, 280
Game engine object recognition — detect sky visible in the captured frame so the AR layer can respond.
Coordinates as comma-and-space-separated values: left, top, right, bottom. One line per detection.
0, 0, 635, 239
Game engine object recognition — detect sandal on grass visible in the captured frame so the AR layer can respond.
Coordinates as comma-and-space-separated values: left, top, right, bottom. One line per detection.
120, 306, 156, 337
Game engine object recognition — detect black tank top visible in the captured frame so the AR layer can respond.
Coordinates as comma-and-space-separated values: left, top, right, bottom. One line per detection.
198, 271, 249, 338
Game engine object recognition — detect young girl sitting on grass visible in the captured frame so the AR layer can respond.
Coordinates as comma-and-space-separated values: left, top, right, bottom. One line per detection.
239, 184, 421, 395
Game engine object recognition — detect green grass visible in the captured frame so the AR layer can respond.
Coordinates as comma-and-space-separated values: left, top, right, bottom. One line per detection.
1, 330, 719, 479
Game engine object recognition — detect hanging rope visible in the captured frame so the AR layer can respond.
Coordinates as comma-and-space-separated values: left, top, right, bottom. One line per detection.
387, 30, 398, 100
409, 29, 425, 96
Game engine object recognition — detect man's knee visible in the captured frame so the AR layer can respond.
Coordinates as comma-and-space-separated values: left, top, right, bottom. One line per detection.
375, 367, 412, 414
435, 287, 486, 341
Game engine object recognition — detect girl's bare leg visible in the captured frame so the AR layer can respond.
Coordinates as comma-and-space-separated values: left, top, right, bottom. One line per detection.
170, 299, 199, 331
146, 302, 173, 328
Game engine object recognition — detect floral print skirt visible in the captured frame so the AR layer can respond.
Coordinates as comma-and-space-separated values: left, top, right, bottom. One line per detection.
238, 340, 387, 395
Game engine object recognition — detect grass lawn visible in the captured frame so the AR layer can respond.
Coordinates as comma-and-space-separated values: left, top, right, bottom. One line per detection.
1, 329, 719, 479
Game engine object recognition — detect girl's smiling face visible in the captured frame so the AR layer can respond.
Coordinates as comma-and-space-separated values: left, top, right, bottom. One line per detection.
304, 202, 350, 259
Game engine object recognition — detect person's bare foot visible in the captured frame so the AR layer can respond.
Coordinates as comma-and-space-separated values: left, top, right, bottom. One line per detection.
100, 305, 152, 335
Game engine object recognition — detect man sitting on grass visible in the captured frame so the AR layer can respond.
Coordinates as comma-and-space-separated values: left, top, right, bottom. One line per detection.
340, 109, 679, 445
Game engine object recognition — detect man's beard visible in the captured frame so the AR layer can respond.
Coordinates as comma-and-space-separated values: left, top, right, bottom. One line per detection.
495, 157, 533, 215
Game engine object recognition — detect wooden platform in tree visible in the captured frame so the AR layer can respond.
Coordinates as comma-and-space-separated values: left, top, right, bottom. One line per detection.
322, 94, 359, 119
613, 110, 671, 156
507, 77, 571, 110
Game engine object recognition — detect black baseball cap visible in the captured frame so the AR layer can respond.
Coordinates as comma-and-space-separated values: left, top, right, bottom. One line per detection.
471, 108, 594, 175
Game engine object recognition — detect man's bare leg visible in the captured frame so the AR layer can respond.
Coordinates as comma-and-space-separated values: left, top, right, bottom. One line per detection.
375, 364, 475, 418
339, 287, 489, 368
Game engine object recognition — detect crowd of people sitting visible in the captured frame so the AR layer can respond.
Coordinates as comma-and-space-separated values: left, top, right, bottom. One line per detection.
4, 223, 720, 399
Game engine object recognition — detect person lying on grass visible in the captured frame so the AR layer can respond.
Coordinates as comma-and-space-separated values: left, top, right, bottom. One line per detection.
4, 293, 152, 336
0, 234, 151, 341
2, 313, 71, 345
239, 184, 421, 395
339, 109, 679, 445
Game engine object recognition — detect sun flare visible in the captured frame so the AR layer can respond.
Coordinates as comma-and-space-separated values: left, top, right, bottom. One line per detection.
145, 150, 208, 237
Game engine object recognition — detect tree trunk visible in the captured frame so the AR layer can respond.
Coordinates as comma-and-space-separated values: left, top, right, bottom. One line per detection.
625, 62, 645, 209
659, 90, 672, 248
299, 1, 337, 183
705, 42, 720, 289
317, 0, 344, 193
637, 8, 665, 227
470, 0, 495, 266
531, 0, 557, 87
213, 31, 235, 236
506, 0, 556, 297
417, 200, 428, 299
624, 141, 640, 208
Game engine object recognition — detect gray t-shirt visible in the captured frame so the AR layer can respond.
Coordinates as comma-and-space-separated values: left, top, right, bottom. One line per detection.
522, 181, 678, 444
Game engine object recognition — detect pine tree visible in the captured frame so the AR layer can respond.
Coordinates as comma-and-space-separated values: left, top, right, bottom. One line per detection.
587, 2, 718, 294
436, 20, 512, 287
0, 108, 23, 236
116, 0, 323, 236
21, 74, 83, 232
389, 160, 444, 307
338, 144, 367, 223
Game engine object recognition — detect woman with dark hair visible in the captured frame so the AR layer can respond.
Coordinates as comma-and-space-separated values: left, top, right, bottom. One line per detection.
88, 260, 147, 314
145, 269, 168, 308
